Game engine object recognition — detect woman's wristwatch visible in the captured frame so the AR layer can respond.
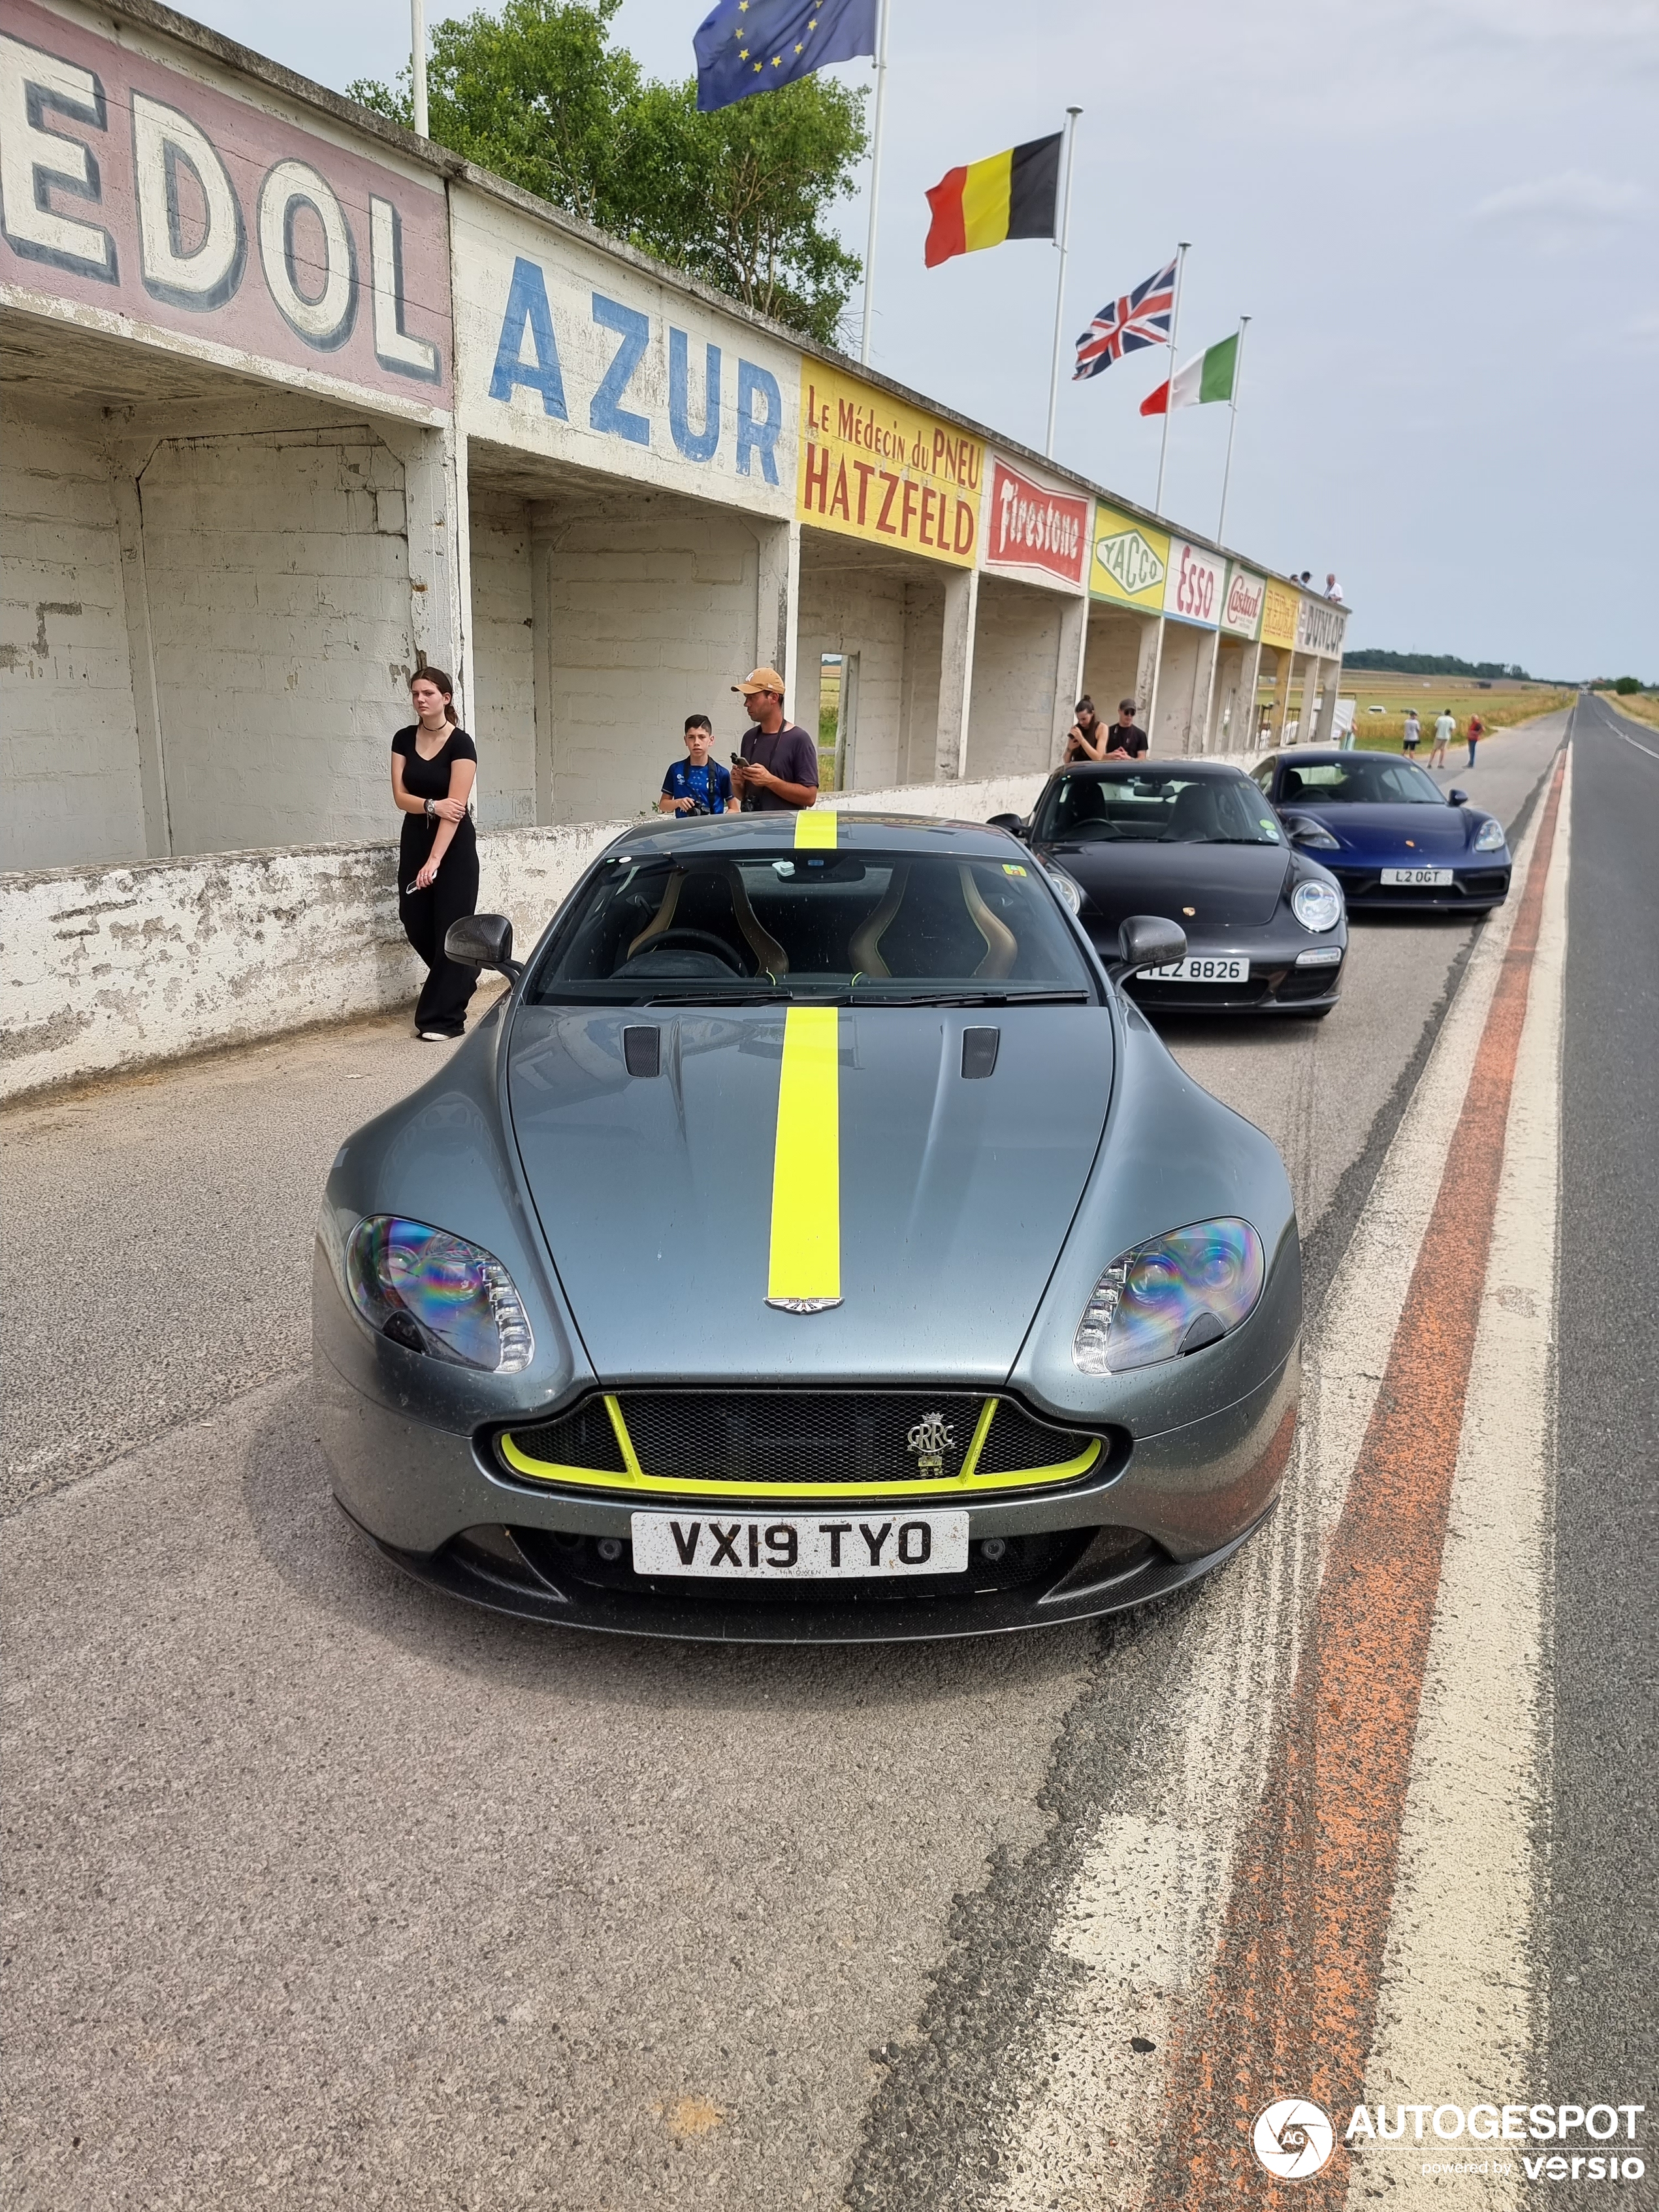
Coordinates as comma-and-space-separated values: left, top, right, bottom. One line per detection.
424, 797, 434, 816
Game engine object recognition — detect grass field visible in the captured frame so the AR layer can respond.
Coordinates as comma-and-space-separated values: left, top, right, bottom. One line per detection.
1596, 688, 1659, 730
1260, 670, 1573, 753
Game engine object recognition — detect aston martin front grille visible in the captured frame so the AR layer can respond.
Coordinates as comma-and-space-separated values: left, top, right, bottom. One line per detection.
499, 1390, 1106, 1497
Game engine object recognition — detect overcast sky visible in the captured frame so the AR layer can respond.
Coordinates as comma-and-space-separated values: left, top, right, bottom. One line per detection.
190, 0, 1657, 676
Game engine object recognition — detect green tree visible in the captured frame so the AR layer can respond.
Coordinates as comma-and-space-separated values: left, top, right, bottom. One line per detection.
349, 0, 867, 345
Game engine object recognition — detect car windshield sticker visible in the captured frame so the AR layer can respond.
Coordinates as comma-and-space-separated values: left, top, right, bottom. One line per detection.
1003, 863, 1027, 876
1260, 818, 1280, 837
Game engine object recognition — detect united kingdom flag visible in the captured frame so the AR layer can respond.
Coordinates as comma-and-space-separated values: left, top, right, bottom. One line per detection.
1072, 257, 1178, 381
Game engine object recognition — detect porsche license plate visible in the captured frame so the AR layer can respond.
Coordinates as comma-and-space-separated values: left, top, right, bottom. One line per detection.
1143, 955, 1250, 983
629, 1510, 969, 1579
1380, 866, 1453, 886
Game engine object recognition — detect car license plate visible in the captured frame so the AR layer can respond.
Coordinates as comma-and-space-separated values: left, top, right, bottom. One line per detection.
629, 1509, 969, 1579
1380, 866, 1453, 886
1143, 955, 1250, 983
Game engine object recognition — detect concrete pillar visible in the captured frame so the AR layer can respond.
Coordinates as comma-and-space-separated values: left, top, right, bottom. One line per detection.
1048, 592, 1090, 767
1313, 656, 1340, 742
1190, 629, 1221, 756
391, 425, 465, 688
108, 454, 172, 858
1232, 640, 1263, 752
1134, 620, 1160, 726
529, 516, 558, 825
756, 517, 801, 687
1272, 649, 1297, 743
935, 566, 980, 781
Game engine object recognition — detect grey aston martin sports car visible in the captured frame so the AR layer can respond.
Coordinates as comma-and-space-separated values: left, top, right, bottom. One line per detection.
312, 811, 1301, 1643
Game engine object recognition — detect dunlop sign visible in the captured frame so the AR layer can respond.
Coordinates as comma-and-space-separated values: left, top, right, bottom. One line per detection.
1297, 596, 1347, 657
797, 366, 983, 566
1090, 503, 1170, 612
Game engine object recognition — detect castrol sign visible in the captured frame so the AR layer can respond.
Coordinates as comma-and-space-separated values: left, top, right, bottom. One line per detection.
983, 458, 1091, 588
1221, 565, 1267, 639
1165, 539, 1224, 628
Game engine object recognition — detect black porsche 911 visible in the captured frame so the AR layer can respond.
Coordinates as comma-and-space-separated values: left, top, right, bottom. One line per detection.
991, 761, 1347, 1016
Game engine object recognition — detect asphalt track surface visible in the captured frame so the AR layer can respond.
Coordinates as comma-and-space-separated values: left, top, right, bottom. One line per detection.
4, 704, 1651, 2208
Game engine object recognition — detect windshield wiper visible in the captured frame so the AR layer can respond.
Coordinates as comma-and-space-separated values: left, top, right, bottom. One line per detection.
851, 987, 1092, 1006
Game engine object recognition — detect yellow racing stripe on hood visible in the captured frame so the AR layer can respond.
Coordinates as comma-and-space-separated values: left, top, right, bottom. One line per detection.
794, 807, 837, 848
767, 1005, 841, 1303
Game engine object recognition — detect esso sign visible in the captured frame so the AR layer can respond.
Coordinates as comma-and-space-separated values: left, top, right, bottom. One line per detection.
1168, 541, 1223, 626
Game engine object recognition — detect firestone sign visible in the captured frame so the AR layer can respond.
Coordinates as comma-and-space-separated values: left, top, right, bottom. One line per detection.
982, 458, 1090, 588
0, 0, 451, 407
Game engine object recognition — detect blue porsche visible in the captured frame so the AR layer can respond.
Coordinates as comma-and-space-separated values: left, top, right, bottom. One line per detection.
1248, 748, 1512, 914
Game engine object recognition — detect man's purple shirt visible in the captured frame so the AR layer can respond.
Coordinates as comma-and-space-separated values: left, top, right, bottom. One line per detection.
740, 721, 818, 810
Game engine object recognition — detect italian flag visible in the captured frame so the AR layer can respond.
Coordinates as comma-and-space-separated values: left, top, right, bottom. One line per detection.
1140, 332, 1238, 415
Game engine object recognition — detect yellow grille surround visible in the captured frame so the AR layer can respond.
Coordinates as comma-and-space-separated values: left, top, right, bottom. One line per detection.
498, 1393, 1103, 1502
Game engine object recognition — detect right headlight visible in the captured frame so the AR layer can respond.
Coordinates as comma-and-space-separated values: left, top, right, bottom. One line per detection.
1291, 878, 1344, 933
346, 1215, 534, 1373
1074, 1218, 1266, 1375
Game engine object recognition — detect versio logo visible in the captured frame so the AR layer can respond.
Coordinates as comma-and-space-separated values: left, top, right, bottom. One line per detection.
1094, 528, 1165, 596
1253, 2100, 1336, 2181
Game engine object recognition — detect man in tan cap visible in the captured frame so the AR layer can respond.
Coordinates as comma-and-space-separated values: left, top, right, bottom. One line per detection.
730, 666, 819, 812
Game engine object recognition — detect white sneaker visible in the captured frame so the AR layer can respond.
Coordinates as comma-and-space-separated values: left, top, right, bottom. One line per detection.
418, 1029, 453, 1042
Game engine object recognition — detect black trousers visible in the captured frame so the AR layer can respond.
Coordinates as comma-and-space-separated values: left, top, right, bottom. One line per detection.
398, 820, 479, 1034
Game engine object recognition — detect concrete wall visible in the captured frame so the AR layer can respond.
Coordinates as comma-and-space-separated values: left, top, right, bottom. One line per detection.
1082, 610, 1155, 724
965, 577, 1067, 780
466, 492, 538, 829
1, 406, 145, 872
137, 427, 417, 855
532, 494, 764, 825
0, 772, 1051, 1102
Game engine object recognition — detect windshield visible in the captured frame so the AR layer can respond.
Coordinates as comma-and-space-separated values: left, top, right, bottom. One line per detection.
1035, 768, 1283, 845
524, 848, 1097, 1006
1279, 756, 1445, 805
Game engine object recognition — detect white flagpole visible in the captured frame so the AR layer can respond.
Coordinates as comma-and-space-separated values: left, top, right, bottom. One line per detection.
411, 0, 428, 136
1044, 106, 1083, 458
859, 0, 891, 366
1144, 240, 1188, 754
1215, 313, 1249, 545
1152, 239, 1189, 516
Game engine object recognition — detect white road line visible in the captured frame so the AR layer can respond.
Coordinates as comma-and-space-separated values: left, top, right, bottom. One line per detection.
1613, 728, 1659, 763
989, 772, 1566, 2212
1343, 750, 1570, 2207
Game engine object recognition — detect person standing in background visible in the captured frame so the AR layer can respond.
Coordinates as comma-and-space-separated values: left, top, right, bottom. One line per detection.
1325, 572, 1345, 601
1465, 711, 1483, 768
1062, 697, 1108, 761
391, 667, 479, 1042
1402, 709, 1421, 757
1430, 707, 1456, 769
659, 715, 733, 816
730, 668, 818, 811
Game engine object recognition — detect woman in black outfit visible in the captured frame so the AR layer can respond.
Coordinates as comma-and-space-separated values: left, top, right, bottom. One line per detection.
391, 667, 479, 1040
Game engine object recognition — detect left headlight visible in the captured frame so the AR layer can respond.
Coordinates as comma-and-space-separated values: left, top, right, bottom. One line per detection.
346, 1215, 534, 1374
1291, 878, 1344, 933
1473, 816, 1506, 852
1074, 1217, 1266, 1375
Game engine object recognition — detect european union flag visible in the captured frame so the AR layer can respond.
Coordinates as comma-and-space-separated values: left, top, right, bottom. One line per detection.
693, 0, 877, 112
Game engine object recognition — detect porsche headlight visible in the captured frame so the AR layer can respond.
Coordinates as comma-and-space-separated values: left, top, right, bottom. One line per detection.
1074, 1218, 1266, 1375
1044, 864, 1084, 916
1473, 816, 1506, 852
347, 1215, 534, 1374
1291, 879, 1343, 933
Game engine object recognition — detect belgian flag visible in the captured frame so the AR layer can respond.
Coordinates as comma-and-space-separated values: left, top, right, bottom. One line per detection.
924, 133, 1063, 268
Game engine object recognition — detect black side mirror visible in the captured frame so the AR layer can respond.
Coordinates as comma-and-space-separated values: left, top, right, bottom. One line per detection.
1446, 788, 1468, 807
986, 812, 1029, 840
445, 912, 523, 980
1110, 914, 1186, 982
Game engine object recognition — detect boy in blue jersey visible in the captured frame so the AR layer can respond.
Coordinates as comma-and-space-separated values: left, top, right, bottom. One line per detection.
658, 715, 733, 817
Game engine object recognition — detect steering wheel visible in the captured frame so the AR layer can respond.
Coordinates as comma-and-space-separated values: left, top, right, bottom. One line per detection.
641, 928, 750, 974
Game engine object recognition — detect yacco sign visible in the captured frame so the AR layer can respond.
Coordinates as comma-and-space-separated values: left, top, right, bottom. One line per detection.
1090, 501, 1169, 612
1297, 596, 1347, 657
797, 365, 983, 567
453, 185, 796, 516
1221, 564, 1266, 641
0, 0, 450, 408
982, 457, 1089, 589
1164, 539, 1224, 629
1261, 580, 1301, 652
